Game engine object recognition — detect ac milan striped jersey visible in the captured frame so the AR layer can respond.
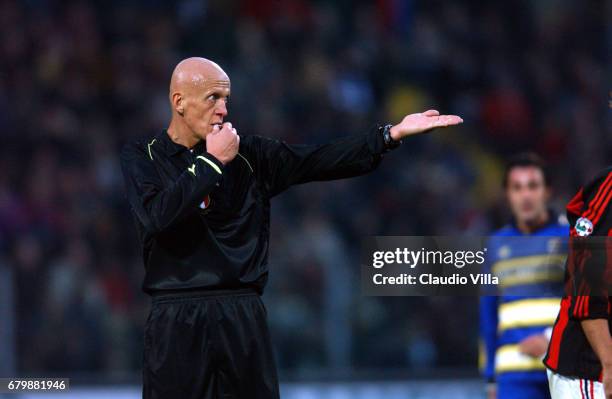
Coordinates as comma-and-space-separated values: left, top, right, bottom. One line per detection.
544, 167, 612, 380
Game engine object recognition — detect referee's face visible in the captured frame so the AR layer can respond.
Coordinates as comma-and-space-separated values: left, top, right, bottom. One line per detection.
184, 80, 231, 140
506, 167, 550, 226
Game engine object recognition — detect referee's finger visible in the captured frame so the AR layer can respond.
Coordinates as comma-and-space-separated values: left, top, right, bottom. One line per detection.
436, 115, 462, 127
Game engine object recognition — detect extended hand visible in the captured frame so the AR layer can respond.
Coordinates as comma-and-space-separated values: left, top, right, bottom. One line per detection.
389, 109, 463, 141
206, 122, 239, 165
518, 334, 549, 358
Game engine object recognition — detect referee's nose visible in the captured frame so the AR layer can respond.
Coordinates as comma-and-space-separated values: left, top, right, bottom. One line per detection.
216, 99, 228, 119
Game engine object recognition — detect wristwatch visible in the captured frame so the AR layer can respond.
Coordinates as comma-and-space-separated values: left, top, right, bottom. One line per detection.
381, 124, 402, 150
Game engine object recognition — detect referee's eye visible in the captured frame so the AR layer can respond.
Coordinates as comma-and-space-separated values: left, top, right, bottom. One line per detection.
206, 93, 229, 105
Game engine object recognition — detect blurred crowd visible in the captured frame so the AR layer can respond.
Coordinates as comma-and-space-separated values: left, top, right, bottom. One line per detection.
0, 0, 608, 379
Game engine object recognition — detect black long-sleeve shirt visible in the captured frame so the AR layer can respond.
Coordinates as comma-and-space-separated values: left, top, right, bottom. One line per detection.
120, 127, 391, 295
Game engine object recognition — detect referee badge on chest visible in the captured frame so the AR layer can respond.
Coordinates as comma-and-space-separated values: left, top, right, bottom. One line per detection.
200, 194, 212, 210
575, 217, 593, 236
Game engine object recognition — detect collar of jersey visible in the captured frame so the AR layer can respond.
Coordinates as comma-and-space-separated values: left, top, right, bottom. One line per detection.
157, 129, 205, 156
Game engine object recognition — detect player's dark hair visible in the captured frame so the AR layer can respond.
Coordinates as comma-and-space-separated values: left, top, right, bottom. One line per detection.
503, 152, 550, 188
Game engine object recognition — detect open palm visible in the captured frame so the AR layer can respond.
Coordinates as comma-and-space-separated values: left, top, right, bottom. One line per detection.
390, 109, 463, 140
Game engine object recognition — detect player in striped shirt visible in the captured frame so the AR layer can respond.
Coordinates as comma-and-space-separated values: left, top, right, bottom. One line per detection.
544, 167, 612, 399
480, 153, 569, 399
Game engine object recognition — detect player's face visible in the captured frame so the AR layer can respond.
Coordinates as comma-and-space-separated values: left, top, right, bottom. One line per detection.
506, 167, 550, 225
183, 81, 230, 139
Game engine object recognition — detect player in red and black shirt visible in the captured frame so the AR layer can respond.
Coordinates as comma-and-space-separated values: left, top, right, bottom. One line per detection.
544, 167, 612, 398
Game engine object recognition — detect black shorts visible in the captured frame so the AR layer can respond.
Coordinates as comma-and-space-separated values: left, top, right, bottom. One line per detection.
143, 288, 280, 399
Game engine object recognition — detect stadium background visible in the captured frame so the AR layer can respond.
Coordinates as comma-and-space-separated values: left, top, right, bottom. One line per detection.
0, 0, 609, 397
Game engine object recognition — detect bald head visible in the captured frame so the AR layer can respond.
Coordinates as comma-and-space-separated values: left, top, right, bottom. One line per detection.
170, 57, 230, 99
168, 57, 231, 142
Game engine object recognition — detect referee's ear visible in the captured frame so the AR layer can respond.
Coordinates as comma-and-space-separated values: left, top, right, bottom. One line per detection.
171, 92, 184, 116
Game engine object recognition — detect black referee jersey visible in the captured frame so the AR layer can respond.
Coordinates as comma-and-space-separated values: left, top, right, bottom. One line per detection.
121, 127, 396, 398
120, 126, 392, 295
544, 166, 612, 381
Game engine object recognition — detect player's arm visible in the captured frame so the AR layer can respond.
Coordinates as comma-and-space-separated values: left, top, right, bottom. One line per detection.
242, 110, 462, 197
120, 140, 224, 235
581, 319, 612, 398
581, 319, 612, 365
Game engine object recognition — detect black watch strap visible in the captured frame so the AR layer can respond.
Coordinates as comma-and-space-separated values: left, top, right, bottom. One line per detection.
381, 124, 402, 151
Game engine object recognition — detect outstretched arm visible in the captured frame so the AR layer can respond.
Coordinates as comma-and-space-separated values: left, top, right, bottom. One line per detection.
241, 110, 463, 197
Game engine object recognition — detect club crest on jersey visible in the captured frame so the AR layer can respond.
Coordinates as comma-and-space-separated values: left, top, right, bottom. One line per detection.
200, 195, 212, 210
575, 217, 593, 236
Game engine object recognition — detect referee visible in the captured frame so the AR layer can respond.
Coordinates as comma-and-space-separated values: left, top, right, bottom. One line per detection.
120, 57, 463, 399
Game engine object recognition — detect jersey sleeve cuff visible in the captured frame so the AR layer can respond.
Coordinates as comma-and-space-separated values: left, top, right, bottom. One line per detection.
574, 312, 610, 321
570, 296, 609, 320
196, 153, 224, 175
367, 125, 389, 155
